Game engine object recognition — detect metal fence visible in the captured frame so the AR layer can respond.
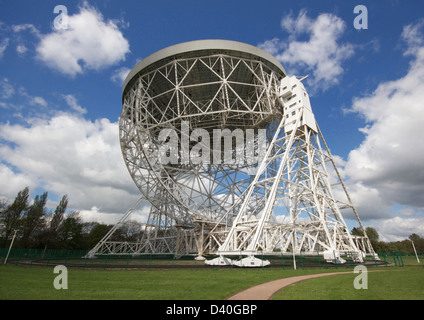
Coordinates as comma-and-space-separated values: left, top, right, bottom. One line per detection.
2, 248, 421, 270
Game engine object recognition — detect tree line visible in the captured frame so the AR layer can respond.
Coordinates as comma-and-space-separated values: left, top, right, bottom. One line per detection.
352, 227, 424, 254
1, 187, 424, 254
0, 187, 142, 250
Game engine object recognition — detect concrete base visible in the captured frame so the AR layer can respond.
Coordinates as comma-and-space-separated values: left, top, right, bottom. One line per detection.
205, 255, 270, 267
232, 256, 270, 267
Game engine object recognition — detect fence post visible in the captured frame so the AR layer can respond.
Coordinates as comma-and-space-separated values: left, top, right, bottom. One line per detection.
64, 250, 69, 266
84, 252, 88, 269
399, 254, 404, 267
300, 251, 304, 270
172, 253, 175, 270
46, 249, 51, 267
317, 250, 321, 269
148, 253, 152, 271
381, 252, 387, 267
103, 252, 109, 269
14, 248, 20, 266
30, 249, 34, 267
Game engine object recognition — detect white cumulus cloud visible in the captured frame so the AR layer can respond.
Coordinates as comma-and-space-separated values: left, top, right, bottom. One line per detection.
345, 20, 424, 211
259, 9, 354, 91
36, 2, 130, 77
339, 20, 424, 239
370, 215, 424, 242
0, 113, 140, 219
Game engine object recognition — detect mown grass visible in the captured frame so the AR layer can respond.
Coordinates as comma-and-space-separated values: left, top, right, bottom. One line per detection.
0, 263, 422, 300
0, 265, 324, 300
272, 267, 424, 300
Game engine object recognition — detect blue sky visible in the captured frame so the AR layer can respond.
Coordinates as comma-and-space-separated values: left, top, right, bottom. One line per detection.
1, 0, 424, 241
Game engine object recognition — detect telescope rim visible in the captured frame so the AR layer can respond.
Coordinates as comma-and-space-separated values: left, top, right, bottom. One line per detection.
122, 39, 286, 98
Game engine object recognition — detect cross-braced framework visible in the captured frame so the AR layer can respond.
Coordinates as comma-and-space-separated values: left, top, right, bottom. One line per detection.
87, 40, 377, 265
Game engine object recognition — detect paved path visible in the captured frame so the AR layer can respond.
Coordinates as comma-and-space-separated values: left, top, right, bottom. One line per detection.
227, 271, 354, 300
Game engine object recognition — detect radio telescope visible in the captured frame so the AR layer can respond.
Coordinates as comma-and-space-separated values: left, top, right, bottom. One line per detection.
88, 40, 377, 266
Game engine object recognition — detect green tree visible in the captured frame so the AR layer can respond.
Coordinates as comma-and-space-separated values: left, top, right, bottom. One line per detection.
365, 227, 379, 243
84, 223, 112, 249
21, 191, 48, 247
50, 195, 68, 232
40, 194, 69, 249
409, 233, 424, 252
351, 226, 381, 251
112, 220, 143, 242
57, 211, 84, 249
363, 227, 379, 252
351, 227, 364, 237
0, 187, 29, 247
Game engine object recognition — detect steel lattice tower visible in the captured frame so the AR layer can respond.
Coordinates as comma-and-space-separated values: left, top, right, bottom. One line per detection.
88, 40, 377, 266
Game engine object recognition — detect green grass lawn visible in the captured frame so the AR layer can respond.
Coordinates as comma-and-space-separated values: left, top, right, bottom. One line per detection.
0, 264, 423, 300
272, 267, 424, 300
0, 265, 320, 300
